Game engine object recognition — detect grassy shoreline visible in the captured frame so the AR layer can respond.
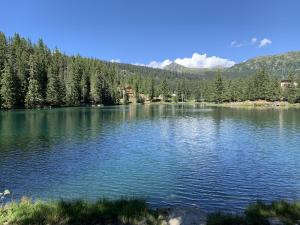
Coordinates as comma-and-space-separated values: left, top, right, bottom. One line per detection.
201, 100, 300, 108
146, 100, 300, 108
1, 198, 299, 225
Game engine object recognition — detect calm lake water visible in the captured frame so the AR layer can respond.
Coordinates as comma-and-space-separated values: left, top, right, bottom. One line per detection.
0, 104, 300, 212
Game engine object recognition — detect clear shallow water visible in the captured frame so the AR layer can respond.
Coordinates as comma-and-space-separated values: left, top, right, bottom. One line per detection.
0, 104, 300, 212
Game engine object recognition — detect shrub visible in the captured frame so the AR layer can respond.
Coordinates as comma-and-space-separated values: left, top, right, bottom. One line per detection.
0, 198, 159, 225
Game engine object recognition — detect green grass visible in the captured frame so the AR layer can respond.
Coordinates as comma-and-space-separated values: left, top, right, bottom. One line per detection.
0, 197, 162, 225
207, 200, 300, 225
1, 198, 300, 225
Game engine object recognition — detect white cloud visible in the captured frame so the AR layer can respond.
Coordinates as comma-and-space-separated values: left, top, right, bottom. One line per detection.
147, 59, 172, 68
110, 59, 121, 63
251, 37, 257, 44
174, 53, 235, 68
258, 38, 272, 48
230, 40, 244, 48
133, 62, 146, 67
230, 37, 272, 48
133, 59, 172, 68
134, 53, 235, 69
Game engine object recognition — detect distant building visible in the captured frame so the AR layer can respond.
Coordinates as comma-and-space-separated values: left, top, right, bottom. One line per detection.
280, 80, 298, 88
123, 86, 134, 97
120, 86, 135, 104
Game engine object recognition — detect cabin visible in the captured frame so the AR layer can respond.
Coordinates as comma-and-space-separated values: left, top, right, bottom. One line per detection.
280, 80, 298, 88
123, 86, 134, 97
121, 86, 137, 104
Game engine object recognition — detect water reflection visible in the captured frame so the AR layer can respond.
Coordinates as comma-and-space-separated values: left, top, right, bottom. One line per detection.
0, 105, 299, 212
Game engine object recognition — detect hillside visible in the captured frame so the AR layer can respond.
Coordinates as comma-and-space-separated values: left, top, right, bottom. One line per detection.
227, 51, 300, 77
164, 62, 213, 74
163, 51, 300, 78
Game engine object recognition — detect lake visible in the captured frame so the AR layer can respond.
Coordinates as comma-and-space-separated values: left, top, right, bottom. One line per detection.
0, 104, 299, 212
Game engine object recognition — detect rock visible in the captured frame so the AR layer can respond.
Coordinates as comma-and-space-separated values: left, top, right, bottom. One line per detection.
169, 217, 182, 225
160, 220, 168, 225
167, 207, 206, 225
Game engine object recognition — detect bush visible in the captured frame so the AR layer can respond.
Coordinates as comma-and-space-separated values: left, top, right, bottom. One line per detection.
207, 212, 245, 225
207, 200, 300, 225
0, 197, 159, 225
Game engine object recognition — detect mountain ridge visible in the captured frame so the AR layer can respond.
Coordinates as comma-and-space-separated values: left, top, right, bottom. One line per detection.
162, 51, 300, 78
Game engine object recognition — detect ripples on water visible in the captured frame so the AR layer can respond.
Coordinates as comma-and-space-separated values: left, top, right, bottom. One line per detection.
0, 105, 300, 212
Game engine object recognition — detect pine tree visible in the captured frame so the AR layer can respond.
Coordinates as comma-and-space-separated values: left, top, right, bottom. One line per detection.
268, 77, 281, 101
214, 71, 225, 103
25, 55, 43, 108
252, 69, 270, 100
34, 38, 51, 98
52, 48, 67, 104
92, 68, 104, 104
0, 32, 7, 72
11, 33, 31, 105
148, 78, 155, 101
286, 73, 298, 103
160, 79, 169, 101
46, 68, 63, 106
66, 57, 82, 105
0, 62, 17, 109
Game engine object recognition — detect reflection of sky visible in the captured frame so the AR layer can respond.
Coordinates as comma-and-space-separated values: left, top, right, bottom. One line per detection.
0, 105, 300, 212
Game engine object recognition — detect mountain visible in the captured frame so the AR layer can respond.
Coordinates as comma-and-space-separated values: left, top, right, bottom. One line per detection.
163, 51, 300, 78
164, 62, 220, 76
226, 51, 300, 77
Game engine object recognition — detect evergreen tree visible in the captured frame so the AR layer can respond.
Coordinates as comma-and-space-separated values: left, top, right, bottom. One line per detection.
0, 32, 7, 72
148, 78, 155, 101
66, 57, 82, 105
92, 68, 104, 104
11, 33, 31, 105
25, 55, 43, 108
134, 78, 140, 98
160, 79, 169, 101
286, 73, 298, 103
268, 77, 281, 101
46, 68, 63, 106
0, 62, 17, 109
223, 80, 232, 102
252, 69, 270, 100
213, 71, 225, 103
34, 39, 51, 98
81, 70, 90, 104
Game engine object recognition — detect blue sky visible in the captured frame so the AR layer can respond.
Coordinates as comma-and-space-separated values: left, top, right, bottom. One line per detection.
1, 0, 300, 68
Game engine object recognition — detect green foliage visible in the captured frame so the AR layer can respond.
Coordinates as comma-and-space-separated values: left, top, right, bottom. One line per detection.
284, 73, 300, 103
66, 57, 82, 106
214, 71, 225, 103
90, 66, 116, 105
160, 79, 169, 101
252, 69, 270, 100
0, 62, 17, 109
25, 77, 43, 108
0, 197, 159, 225
0, 32, 7, 72
207, 212, 245, 225
25, 55, 43, 108
0, 32, 299, 109
228, 51, 300, 77
148, 78, 155, 101
46, 68, 63, 106
207, 200, 300, 225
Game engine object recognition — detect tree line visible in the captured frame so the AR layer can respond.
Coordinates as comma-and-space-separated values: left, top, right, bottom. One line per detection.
0, 32, 300, 110
196, 70, 300, 104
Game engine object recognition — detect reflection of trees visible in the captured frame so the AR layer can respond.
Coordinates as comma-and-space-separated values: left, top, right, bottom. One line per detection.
209, 107, 300, 129
0, 106, 299, 153
0, 106, 166, 152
